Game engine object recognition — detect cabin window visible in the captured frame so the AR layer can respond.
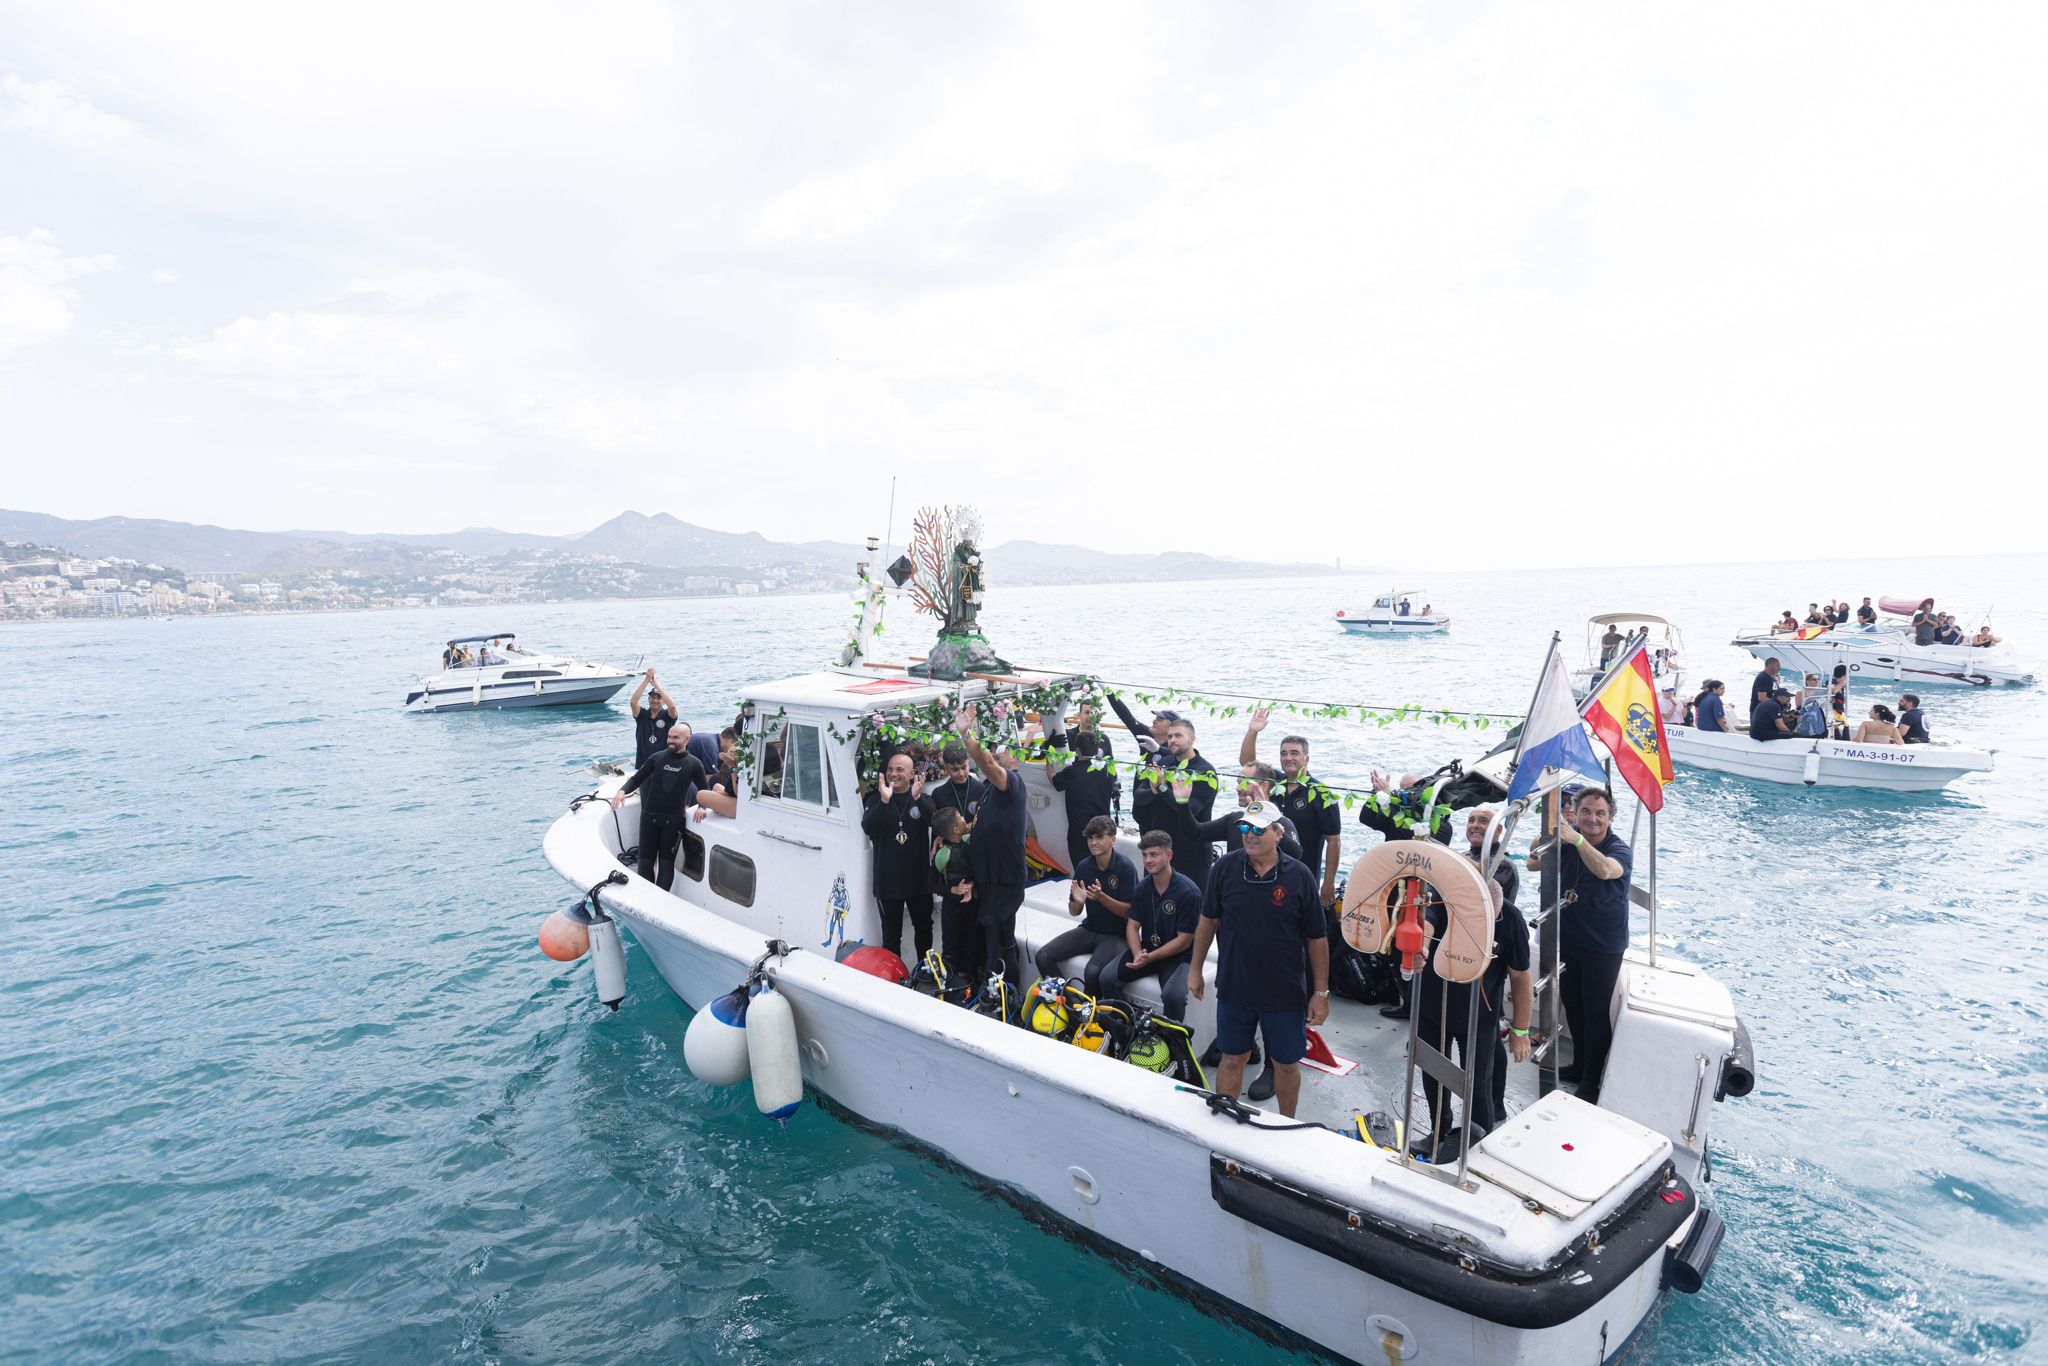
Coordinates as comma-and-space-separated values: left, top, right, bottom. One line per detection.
758, 716, 836, 810
679, 827, 705, 882
709, 847, 756, 905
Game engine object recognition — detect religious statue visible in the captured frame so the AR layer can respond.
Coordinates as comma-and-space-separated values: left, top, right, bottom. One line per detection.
903, 505, 1009, 680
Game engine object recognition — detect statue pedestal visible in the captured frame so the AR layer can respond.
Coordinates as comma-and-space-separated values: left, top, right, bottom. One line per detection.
910, 632, 1010, 681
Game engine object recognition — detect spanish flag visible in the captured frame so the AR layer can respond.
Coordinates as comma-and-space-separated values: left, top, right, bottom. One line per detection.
1580, 643, 1674, 812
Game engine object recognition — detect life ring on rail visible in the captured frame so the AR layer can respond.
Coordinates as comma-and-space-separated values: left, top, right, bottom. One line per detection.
1339, 841, 1495, 984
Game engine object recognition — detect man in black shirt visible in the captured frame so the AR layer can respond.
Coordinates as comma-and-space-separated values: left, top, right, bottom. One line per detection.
1133, 719, 1217, 886
1239, 709, 1344, 906
1042, 703, 1120, 874
860, 751, 935, 965
956, 702, 1029, 991
1750, 688, 1797, 740
630, 669, 678, 765
1750, 658, 1783, 712
1898, 693, 1930, 744
611, 726, 707, 890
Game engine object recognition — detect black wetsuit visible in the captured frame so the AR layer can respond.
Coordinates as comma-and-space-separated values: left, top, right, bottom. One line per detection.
861, 788, 934, 961
621, 747, 707, 890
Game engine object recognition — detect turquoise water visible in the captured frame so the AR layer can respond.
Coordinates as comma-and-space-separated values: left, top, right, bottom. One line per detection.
3, 554, 2042, 1363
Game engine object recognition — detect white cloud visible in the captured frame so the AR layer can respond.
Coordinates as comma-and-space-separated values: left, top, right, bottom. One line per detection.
0, 229, 115, 353
0, 74, 141, 151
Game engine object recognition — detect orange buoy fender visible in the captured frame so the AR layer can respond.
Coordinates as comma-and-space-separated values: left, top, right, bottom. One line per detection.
538, 908, 591, 961
1340, 841, 1495, 984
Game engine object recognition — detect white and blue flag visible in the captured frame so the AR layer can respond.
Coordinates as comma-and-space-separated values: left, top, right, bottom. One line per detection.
1505, 646, 1608, 803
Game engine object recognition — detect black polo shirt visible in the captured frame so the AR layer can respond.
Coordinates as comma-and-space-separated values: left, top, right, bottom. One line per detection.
1275, 775, 1343, 881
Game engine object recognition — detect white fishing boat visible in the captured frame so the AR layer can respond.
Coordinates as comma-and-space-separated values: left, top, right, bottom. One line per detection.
1731, 625, 2033, 689
404, 633, 635, 712
535, 532, 1751, 1366
1335, 590, 1449, 633
1668, 725, 1994, 792
1571, 614, 1685, 702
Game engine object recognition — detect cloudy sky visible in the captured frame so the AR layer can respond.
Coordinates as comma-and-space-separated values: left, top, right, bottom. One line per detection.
3, 3, 2042, 568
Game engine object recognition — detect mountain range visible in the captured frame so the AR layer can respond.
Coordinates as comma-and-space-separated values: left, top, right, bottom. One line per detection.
0, 508, 1340, 586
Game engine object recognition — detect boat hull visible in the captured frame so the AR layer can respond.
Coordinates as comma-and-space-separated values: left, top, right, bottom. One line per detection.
406, 670, 634, 712
542, 800, 1694, 1366
1336, 615, 1450, 634
1668, 727, 1993, 791
1734, 634, 2033, 688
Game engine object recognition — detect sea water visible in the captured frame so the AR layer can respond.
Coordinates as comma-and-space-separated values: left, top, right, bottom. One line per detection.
2, 553, 2043, 1364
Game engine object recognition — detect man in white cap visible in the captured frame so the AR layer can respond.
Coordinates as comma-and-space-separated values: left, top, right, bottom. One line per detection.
1187, 801, 1330, 1118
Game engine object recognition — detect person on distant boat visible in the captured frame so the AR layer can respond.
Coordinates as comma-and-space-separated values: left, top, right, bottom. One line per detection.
1133, 719, 1218, 887
1852, 704, 1903, 744
1032, 816, 1136, 992
1769, 610, 1799, 636
1857, 597, 1877, 626
955, 702, 1029, 992
1099, 830, 1203, 1023
1187, 802, 1330, 1119
1912, 605, 1939, 646
610, 724, 707, 891
1973, 625, 2000, 648
1598, 624, 1624, 667
630, 669, 677, 765
1691, 679, 1730, 732
1239, 708, 1345, 908
1897, 694, 1931, 744
861, 751, 936, 966
1750, 658, 1784, 712
1750, 687, 1799, 740
1527, 787, 1631, 1104
929, 741, 989, 829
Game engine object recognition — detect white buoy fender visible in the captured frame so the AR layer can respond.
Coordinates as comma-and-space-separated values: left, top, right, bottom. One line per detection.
745, 981, 804, 1122
683, 986, 753, 1086
1802, 748, 1822, 786
588, 915, 626, 1011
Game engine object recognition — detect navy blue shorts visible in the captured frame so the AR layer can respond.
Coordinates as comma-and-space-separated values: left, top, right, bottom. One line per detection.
1214, 999, 1308, 1064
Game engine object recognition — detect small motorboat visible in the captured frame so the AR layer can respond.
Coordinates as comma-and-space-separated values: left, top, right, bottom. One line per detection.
1668, 725, 1994, 791
1335, 589, 1448, 633
1571, 613, 1685, 701
404, 633, 635, 711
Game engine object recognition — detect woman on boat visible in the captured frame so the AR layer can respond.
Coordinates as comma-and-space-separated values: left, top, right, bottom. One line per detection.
1691, 680, 1729, 732
1854, 704, 1904, 746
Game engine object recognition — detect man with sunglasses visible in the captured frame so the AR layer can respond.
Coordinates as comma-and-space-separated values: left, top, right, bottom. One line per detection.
1187, 802, 1330, 1119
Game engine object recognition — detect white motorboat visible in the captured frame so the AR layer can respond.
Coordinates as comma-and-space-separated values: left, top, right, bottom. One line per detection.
1571, 613, 1685, 701
1732, 626, 2033, 688
1668, 725, 1994, 791
405, 633, 635, 712
1335, 590, 1449, 633
538, 603, 1752, 1364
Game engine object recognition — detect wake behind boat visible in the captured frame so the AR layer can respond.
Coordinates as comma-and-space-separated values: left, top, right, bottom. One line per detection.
405, 633, 635, 712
